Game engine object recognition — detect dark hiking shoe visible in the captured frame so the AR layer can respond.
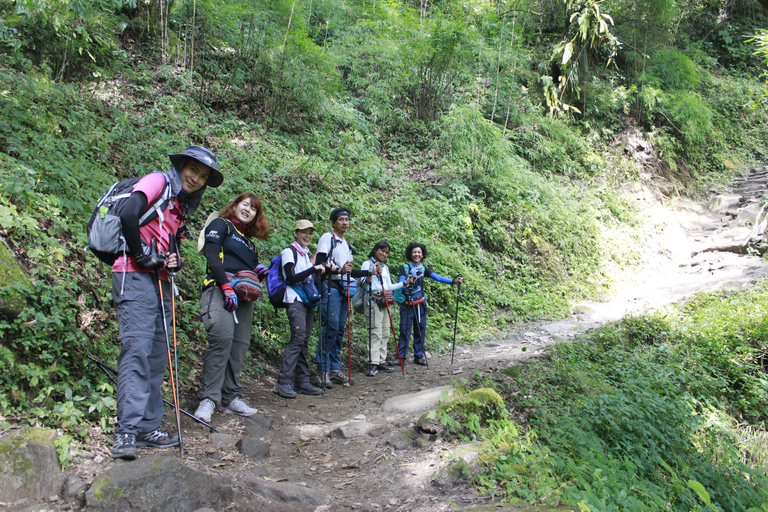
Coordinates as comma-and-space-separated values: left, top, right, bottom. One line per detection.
135, 429, 179, 448
376, 364, 394, 373
294, 382, 321, 395
386, 359, 400, 367
366, 365, 378, 376
112, 433, 137, 460
274, 383, 297, 398
414, 356, 428, 366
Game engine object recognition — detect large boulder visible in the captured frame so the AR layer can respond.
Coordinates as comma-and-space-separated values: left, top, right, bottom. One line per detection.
85, 456, 234, 511
0, 427, 65, 502
0, 239, 30, 318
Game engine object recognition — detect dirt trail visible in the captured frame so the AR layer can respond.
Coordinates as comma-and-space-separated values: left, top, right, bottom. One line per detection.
32, 172, 768, 512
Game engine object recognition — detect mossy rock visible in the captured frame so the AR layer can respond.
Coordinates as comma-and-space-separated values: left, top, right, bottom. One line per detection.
0, 239, 30, 318
0, 427, 64, 502
417, 387, 507, 437
439, 387, 506, 423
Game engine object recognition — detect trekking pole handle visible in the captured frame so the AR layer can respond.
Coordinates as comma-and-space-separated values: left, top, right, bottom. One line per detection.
167, 232, 180, 274
151, 237, 161, 279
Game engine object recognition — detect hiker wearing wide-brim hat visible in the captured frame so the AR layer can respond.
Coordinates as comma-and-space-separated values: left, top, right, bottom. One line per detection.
168, 145, 224, 189
273, 220, 331, 399
109, 145, 220, 461
193, 192, 270, 423
396, 242, 464, 366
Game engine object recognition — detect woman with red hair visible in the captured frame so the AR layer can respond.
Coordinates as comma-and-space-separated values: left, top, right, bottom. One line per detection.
194, 193, 269, 423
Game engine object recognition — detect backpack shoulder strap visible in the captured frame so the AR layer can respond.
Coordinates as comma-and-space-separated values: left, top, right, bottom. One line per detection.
197, 211, 223, 254
280, 245, 300, 282
137, 172, 172, 227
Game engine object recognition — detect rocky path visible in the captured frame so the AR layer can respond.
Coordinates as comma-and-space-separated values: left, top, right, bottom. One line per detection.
4, 171, 768, 512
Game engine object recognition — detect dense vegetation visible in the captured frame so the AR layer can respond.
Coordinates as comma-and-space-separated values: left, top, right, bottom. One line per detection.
452, 282, 768, 511
0, 0, 767, 508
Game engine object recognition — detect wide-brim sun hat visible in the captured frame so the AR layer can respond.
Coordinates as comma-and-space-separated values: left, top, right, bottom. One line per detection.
294, 219, 316, 231
168, 145, 224, 188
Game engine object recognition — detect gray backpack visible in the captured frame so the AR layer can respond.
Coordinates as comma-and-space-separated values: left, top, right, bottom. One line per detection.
86, 172, 172, 265
351, 279, 366, 313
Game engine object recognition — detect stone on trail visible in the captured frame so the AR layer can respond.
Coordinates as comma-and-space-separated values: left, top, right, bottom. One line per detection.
238, 474, 325, 508
237, 437, 271, 459
244, 413, 273, 439
708, 194, 741, 213
209, 433, 238, 449
381, 386, 453, 416
329, 421, 389, 439
538, 322, 582, 337
85, 455, 234, 511
0, 427, 65, 503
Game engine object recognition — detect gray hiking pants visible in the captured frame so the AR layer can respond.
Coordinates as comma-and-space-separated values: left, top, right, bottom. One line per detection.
112, 271, 171, 436
198, 286, 255, 405
277, 301, 315, 385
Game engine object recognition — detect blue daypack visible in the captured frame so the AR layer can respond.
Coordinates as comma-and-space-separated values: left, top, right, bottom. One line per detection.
267, 246, 298, 309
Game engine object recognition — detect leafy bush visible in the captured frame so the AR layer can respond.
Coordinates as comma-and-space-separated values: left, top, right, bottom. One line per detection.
646, 49, 699, 91
467, 283, 768, 510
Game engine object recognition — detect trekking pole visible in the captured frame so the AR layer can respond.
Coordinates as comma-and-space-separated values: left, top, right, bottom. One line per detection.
451, 274, 462, 366
85, 352, 219, 432
346, 274, 353, 385
367, 279, 373, 372
379, 275, 405, 377
153, 237, 184, 456
167, 233, 185, 455
319, 271, 330, 394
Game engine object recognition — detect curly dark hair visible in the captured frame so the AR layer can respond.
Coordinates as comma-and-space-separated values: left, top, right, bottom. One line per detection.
404, 242, 427, 262
219, 192, 270, 240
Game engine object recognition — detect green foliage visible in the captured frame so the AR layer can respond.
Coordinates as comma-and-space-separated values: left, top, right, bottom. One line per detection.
0, 0, 767, 485
465, 283, 768, 510
429, 387, 508, 440
543, 0, 620, 115
1, 0, 129, 78
646, 49, 699, 90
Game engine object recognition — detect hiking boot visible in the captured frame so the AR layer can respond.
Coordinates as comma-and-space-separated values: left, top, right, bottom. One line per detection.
376, 364, 394, 373
329, 369, 349, 384
294, 382, 322, 395
274, 383, 297, 398
312, 372, 333, 389
221, 397, 258, 416
414, 356, 428, 366
366, 365, 378, 377
111, 433, 137, 460
135, 429, 179, 448
386, 359, 400, 367
194, 398, 215, 423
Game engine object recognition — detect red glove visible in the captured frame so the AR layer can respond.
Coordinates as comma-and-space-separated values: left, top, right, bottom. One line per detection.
221, 283, 238, 311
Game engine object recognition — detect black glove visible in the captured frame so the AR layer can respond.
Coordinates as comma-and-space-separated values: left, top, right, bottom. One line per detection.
166, 232, 181, 273
134, 239, 166, 270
